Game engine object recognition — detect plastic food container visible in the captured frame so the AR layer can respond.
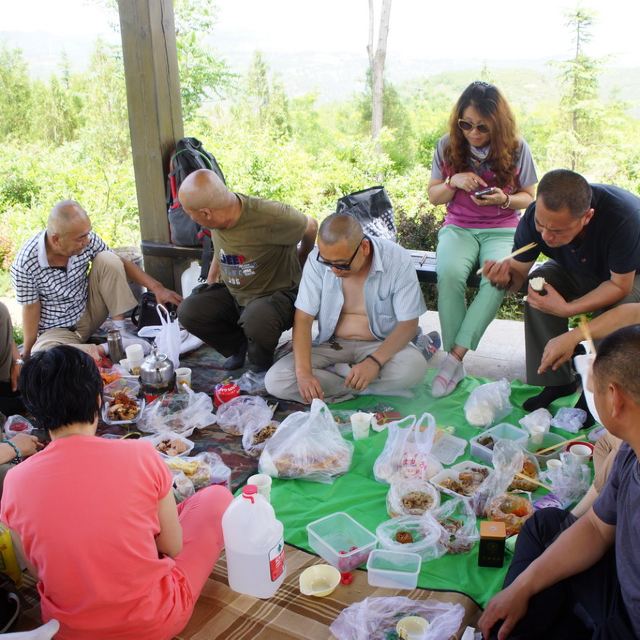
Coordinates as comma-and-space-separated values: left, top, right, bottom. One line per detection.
147, 431, 195, 457
470, 423, 528, 464
376, 515, 442, 561
430, 461, 491, 500
103, 377, 141, 400
525, 431, 566, 468
366, 549, 422, 589
431, 431, 467, 465
307, 512, 377, 572
101, 397, 145, 425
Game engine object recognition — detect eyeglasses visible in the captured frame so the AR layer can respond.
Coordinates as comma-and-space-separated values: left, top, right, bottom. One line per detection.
316, 236, 367, 271
457, 119, 490, 134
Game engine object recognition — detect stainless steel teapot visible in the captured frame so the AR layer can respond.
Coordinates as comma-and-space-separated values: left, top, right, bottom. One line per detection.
139, 344, 175, 395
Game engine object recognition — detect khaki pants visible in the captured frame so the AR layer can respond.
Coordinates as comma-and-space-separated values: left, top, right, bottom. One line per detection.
32, 252, 138, 355
264, 337, 428, 403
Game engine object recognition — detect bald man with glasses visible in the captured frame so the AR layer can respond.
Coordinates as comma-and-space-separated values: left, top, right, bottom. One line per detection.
265, 213, 429, 403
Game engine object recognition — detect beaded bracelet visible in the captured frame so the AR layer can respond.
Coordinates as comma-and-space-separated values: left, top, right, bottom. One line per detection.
500, 194, 512, 209
5, 440, 22, 465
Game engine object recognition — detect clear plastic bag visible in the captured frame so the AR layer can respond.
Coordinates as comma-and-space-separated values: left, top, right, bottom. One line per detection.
137, 388, 215, 436
258, 398, 353, 483
432, 498, 479, 555
551, 407, 587, 433
103, 377, 140, 400
171, 470, 195, 503
386, 477, 440, 518
373, 413, 443, 484
376, 514, 445, 561
540, 452, 591, 507
486, 492, 534, 537
216, 395, 272, 436
234, 370, 267, 395
519, 408, 552, 434
242, 420, 280, 457
472, 440, 524, 516
3, 415, 35, 438
464, 379, 512, 428
165, 451, 231, 490
329, 595, 465, 640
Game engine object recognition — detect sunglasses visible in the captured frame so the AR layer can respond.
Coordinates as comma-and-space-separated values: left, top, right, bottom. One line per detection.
458, 119, 490, 134
316, 236, 367, 271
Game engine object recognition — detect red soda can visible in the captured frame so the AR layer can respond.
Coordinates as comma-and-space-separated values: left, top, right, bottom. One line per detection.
214, 382, 241, 407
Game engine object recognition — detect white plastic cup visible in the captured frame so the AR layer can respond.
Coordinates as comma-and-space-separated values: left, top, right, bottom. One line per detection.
119, 358, 131, 372
530, 425, 545, 446
569, 443, 592, 465
175, 367, 192, 390
126, 343, 144, 375
350, 412, 372, 440
546, 459, 563, 471
247, 473, 272, 503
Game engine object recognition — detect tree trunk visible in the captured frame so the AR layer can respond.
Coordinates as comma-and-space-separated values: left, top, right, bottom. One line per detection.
368, 0, 392, 142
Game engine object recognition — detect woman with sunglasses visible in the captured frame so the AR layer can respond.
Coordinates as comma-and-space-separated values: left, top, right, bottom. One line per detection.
427, 81, 537, 397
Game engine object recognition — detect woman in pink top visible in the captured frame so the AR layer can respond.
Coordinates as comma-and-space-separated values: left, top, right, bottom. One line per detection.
0, 346, 232, 639
427, 81, 538, 397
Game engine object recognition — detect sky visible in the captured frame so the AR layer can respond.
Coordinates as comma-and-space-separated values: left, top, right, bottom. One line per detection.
3, 0, 640, 67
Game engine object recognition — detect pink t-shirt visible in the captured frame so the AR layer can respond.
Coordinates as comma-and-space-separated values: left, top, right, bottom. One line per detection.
0, 436, 193, 640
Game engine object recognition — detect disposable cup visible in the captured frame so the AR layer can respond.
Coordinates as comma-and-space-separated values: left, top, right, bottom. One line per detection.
529, 426, 545, 446
396, 616, 429, 640
248, 473, 272, 502
125, 343, 144, 365
569, 443, 592, 465
175, 367, 192, 390
350, 412, 372, 440
119, 358, 131, 372
546, 459, 563, 471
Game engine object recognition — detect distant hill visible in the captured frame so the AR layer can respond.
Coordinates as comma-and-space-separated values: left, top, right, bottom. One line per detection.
2, 29, 639, 114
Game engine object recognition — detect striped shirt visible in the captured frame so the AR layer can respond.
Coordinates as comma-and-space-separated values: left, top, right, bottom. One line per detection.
296, 235, 427, 344
11, 231, 109, 332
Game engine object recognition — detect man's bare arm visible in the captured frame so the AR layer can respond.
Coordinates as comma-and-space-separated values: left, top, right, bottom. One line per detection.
21, 302, 41, 359
297, 216, 318, 267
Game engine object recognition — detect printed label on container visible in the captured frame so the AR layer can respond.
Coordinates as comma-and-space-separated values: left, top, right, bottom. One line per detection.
269, 538, 285, 582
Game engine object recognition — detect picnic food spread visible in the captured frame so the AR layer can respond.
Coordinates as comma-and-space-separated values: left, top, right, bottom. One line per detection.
107, 392, 140, 422
438, 466, 489, 497
155, 438, 189, 456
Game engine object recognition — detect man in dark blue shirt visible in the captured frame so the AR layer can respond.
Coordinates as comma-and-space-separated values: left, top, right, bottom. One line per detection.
479, 325, 640, 640
482, 169, 640, 411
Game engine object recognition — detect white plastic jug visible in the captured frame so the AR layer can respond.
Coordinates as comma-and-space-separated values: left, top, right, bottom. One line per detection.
181, 261, 201, 297
222, 484, 286, 598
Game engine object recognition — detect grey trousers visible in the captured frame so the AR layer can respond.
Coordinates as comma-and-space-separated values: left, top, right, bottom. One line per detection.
264, 337, 428, 403
525, 261, 640, 386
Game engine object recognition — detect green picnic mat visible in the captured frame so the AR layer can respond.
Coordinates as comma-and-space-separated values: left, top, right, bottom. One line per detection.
269, 371, 591, 608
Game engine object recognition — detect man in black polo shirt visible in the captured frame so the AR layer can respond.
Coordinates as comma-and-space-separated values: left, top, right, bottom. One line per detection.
482, 169, 640, 410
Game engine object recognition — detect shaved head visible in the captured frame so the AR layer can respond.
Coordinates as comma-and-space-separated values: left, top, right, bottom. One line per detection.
48, 200, 90, 236
318, 213, 363, 248
178, 169, 235, 212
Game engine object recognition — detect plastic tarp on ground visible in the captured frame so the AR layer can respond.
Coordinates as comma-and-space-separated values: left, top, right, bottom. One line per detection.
269, 372, 587, 608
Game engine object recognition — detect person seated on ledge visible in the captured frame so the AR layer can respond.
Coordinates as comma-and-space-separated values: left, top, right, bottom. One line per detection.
479, 325, 640, 640
0, 301, 25, 416
177, 169, 318, 374
10, 200, 181, 362
482, 169, 640, 413
427, 80, 537, 398
264, 213, 429, 403
1, 346, 232, 640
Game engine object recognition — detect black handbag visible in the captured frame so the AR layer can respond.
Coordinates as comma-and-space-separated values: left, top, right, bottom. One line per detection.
335, 186, 397, 242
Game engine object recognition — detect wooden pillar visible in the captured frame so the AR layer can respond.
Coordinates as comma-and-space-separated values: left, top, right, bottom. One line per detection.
117, 0, 183, 289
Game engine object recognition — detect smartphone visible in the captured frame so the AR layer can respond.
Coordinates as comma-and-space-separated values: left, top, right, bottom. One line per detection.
474, 187, 496, 198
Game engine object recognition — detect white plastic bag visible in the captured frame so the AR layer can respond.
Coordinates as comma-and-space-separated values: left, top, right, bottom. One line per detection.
242, 420, 280, 458
165, 451, 231, 491
330, 595, 465, 640
551, 407, 587, 433
464, 379, 512, 428
3, 415, 35, 438
216, 396, 272, 436
137, 388, 215, 436
373, 413, 442, 484
258, 398, 353, 483
376, 514, 444, 561
386, 477, 440, 518
432, 498, 479, 555
519, 408, 552, 434
154, 304, 181, 368
540, 452, 591, 507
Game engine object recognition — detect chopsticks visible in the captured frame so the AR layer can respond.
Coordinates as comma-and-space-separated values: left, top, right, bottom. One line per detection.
579, 315, 596, 355
534, 433, 586, 456
475, 242, 537, 275
515, 472, 553, 492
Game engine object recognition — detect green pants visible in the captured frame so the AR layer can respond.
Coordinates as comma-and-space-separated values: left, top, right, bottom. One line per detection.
436, 225, 515, 352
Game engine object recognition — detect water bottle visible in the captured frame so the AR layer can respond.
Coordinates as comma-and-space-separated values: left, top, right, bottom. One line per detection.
222, 484, 286, 598
181, 261, 201, 297
107, 329, 125, 364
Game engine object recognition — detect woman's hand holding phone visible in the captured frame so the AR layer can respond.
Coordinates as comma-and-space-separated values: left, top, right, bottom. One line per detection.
471, 186, 508, 207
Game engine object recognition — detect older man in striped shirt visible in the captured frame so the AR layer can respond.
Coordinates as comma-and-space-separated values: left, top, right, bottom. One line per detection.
265, 213, 429, 403
11, 200, 181, 361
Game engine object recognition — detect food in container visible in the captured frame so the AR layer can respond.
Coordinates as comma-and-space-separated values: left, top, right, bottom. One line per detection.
486, 493, 534, 537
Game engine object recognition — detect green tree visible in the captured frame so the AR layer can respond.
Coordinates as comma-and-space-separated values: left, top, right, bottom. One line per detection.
0, 46, 33, 140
